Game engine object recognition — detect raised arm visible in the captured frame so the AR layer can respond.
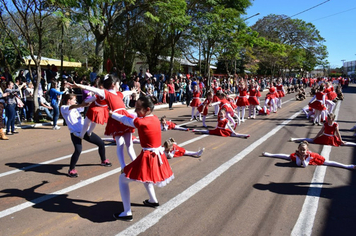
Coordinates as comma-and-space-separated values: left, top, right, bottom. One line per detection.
110, 112, 135, 128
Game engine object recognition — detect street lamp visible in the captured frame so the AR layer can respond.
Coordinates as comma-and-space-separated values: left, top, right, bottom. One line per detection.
341, 60, 345, 76
244, 12, 260, 21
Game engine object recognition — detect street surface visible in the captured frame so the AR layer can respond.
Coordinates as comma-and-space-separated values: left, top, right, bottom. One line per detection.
1, 85, 355, 236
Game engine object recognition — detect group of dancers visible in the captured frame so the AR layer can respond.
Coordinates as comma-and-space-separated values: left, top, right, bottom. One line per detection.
264, 80, 356, 169
59, 75, 355, 222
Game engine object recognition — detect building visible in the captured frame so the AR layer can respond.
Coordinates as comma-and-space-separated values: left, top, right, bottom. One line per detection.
342, 60, 356, 77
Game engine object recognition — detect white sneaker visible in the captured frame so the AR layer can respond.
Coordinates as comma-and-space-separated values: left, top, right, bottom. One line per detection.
53, 125, 61, 130
196, 148, 205, 157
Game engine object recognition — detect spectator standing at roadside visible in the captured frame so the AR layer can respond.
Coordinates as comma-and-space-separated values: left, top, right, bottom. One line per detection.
4, 81, 21, 135
168, 78, 175, 110
0, 85, 9, 140
89, 67, 97, 83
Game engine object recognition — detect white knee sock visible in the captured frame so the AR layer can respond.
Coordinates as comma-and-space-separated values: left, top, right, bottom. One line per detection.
87, 122, 96, 136
290, 137, 314, 143
119, 174, 132, 216
263, 152, 290, 160
214, 105, 219, 115
174, 126, 188, 131
123, 132, 136, 162
143, 183, 158, 203
191, 107, 196, 119
323, 160, 354, 169
184, 150, 199, 156
116, 136, 126, 167
231, 133, 249, 138
202, 116, 206, 126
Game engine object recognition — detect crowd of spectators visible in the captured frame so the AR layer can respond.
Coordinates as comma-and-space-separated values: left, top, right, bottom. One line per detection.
0, 63, 354, 140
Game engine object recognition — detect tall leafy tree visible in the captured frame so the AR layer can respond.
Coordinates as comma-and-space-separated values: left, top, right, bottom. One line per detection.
252, 14, 328, 76
0, 0, 58, 120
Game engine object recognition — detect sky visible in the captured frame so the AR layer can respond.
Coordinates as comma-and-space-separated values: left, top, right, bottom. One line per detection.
245, 0, 356, 68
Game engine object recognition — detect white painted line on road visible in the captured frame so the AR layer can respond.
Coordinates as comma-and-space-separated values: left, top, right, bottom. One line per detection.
0, 168, 121, 219
291, 101, 341, 236
0, 147, 100, 178
116, 109, 302, 236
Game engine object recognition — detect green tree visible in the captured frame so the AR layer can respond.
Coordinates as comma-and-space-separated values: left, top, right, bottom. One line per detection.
0, 0, 59, 121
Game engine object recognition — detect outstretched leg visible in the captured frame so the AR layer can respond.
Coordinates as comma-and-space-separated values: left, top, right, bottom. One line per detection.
323, 160, 355, 169
262, 152, 290, 160
231, 133, 250, 138
289, 137, 314, 143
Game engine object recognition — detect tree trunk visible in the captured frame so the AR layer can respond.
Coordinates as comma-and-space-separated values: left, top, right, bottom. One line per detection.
95, 38, 105, 74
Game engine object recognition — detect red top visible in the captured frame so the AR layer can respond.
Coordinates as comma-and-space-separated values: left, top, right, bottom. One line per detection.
238, 87, 247, 96
168, 84, 175, 94
134, 114, 161, 148
323, 122, 338, 136
104, 90, 125, 111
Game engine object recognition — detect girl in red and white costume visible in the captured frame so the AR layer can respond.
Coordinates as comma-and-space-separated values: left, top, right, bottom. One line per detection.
263, 87, 277, 114
308, 84, 326, 125
190, 85, 201, 121
192, 109, 249, 138
160, 115, 189, 131
110, 96, 174, 221
197, 91, 213, 127
324, 82, 336, 113
276, 78, 285, 109
212, 80, 222, 115
235, 78, 249, 122
163, 137, 205, 159
248, 80, 260, 119
76, 77, 109, 139
263, 141, 355, 169
290, 113, 356, 147
71, 75, 136, 168
212, 91, 240, 128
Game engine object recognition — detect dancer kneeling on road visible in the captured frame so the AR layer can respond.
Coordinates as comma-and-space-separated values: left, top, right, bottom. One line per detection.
60, 93, 112, 178
163, 137, 205, 159
262, 141, 355, 169
290, 113, 356, 147
110, 96, 174, 221
192, 109, 249, 138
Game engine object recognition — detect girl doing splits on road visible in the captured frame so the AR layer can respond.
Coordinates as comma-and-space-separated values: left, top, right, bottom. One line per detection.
290, 113, 356, 147
263, 141, 355, 170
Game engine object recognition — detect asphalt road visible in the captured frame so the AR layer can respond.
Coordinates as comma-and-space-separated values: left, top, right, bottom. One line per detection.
1, 85, 355, 236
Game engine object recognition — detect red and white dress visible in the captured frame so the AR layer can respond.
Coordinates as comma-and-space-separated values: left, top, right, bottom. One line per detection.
161, 120, 176, 130
104, 90, 134, 137
313, 122, 342, 146
166, 143, 186, 158
248, 88, 259, 106
265, 93, 275, 106
197, 98, 211, 116
325, 87, 337, 101
190, 91, 201, 107
209, 118, 232, 137
86, 95, 109, 125
235, 87, 249, 106
290, 151, 325, 166
309, 92, 326, 111
219, 98, 235, 117
212, 86, 222, 103
123, 114, 174, 187
276, 84, 285, 98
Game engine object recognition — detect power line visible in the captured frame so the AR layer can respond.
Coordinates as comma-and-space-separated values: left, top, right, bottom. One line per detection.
289, 0, 331, 18
311, 6, 356, 22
